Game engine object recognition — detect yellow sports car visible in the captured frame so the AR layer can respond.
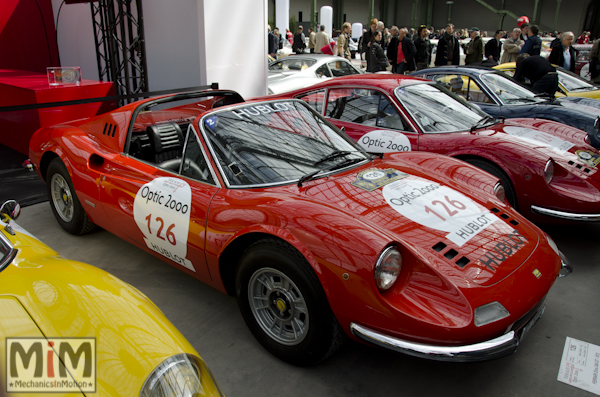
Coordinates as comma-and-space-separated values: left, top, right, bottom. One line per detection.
495, 62, 600, 99
0, 200, 223, 396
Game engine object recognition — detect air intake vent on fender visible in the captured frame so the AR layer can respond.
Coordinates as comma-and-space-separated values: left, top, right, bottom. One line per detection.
102, 123, 117, 138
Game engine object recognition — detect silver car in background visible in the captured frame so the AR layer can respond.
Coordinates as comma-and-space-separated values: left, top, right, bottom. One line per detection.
268, 54, 363, 94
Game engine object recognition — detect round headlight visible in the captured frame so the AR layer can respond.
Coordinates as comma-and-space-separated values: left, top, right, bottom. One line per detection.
544, 159, 554, 184
140, 354, 223, 397
374, 246, 402, 291
493, 182, 506, 203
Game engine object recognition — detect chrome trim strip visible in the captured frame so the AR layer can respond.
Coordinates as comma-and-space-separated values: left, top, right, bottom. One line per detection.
0, 227, 17, 272
531, 205, 600, 221
350, 323, 518, 362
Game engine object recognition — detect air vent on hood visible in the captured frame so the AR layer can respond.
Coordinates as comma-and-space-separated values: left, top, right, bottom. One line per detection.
444, 249, 458, 260
102, 123, 117, 138
491, 208, 500, 213
456, 256, 470, 268
567, 160, 591, 173
432, 242, 447, 252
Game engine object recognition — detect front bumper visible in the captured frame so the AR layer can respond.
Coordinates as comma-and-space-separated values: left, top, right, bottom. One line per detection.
531, 205, 600, 222
350, 304, 546, 362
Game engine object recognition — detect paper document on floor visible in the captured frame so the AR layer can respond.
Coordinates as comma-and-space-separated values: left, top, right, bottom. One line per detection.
557, 337, 600, 395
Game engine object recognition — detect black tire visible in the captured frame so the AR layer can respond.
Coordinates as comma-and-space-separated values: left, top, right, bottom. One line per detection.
464, 158, 518, 210
236, 238, 344, 366
46, 158, 96, 235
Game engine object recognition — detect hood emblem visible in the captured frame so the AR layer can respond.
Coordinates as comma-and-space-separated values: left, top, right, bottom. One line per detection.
351, 168, 408, 192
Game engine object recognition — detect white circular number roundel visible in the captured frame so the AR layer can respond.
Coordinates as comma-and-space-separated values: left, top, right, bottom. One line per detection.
358, 130, 411, 153
133, 177, 195, 271
382, 178, 498, 246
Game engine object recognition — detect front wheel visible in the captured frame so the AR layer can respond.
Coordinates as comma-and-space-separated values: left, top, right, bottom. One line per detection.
236, 238, 344, 366
46, 158, 96, 235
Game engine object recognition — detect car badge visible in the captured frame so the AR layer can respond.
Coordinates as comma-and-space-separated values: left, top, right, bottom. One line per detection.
351, 168, 408, 191
575, 150, 600, 168
532, 269, 542, 279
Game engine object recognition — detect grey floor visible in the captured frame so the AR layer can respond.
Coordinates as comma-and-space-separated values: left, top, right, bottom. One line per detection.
15, 203, 600, 397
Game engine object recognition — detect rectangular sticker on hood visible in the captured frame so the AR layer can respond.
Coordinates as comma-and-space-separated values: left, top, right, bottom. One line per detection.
503, 126, 575, 154
351, 168, 408, 191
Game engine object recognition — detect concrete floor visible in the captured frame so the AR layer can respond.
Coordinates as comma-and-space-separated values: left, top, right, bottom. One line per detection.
15, 202, 600, 397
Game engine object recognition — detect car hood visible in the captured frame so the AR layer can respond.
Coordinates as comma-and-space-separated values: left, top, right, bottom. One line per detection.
0, 224, 197, 397
483, 118, 600, 176
555, 96, 600, 117
302, 155, 541, 287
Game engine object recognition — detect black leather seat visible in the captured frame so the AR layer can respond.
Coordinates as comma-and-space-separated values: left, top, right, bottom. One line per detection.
146, 123, 184, 165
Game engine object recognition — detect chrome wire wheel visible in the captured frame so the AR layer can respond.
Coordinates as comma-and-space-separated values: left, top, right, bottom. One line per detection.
50, 173, 74, 222
248, 267, 309, 346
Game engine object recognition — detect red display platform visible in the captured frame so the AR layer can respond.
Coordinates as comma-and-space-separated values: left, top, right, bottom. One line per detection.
0, 69, 116, 155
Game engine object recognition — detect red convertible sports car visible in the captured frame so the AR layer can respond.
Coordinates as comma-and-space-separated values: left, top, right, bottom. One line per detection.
271, 74, 600, 223
29, 90, 570, 365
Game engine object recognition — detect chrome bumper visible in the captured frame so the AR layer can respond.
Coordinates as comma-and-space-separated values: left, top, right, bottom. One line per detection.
350, 304, 546, 362
531, 205, 600, 222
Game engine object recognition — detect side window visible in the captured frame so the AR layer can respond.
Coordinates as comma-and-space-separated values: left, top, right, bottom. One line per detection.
296, 90, 325, 113
467, 78, 494, 103
315, 64, 332, 77
326, 88, 379, 125
377, 95, 414, 131
431, 74, 467, 99
327, 61, 359, 77
180, 125, 216, 185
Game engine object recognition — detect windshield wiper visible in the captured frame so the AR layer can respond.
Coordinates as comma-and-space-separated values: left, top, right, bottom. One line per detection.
297, 170, 324, 187
313, 150, 354, 166
470, 115, 497, 132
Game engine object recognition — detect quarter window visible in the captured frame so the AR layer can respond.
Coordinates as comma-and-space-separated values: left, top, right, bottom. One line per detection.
326, 88, 413, 131
296, 90, 325, 113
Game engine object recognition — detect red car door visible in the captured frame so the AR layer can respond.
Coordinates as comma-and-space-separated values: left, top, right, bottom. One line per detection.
94, 124, 219, 282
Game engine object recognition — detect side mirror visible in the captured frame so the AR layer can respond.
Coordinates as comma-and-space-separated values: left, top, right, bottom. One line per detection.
0, 200, 21, 221
340, 126, 346, 133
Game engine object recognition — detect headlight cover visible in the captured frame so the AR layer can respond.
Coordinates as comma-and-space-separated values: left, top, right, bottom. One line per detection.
493, 182, 506, 203
140, 354, 223, 397
374, 246, 402, 291
544, 159, 554, 184
474, 301, 510, 327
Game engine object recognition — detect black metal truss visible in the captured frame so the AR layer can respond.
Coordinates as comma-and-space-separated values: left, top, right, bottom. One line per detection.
91, 0, 148, 105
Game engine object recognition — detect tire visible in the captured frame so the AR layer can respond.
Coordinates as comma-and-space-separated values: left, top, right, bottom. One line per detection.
464, 158, 518, 210
236, 238, 344, 366
46, 158, 96, 235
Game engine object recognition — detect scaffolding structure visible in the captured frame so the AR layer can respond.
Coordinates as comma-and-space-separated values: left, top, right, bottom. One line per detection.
90, 0, 148, 105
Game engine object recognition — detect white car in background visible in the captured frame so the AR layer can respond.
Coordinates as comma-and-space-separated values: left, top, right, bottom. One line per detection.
267, 54, 363, 94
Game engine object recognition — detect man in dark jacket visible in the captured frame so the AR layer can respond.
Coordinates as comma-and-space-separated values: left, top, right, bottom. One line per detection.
268, 26, 278, 59
465, 27, 484, 64
414, 26, 432, 70
514, 54, 559, 96
392, 28, 416, 73
549, 31, 577, 72
435, 24, 460, 66
387, 26, 400, 71
362, 19, 378, 71
292, 26, 306, 53
485, 30, 503, 63
519, 24, 542, 56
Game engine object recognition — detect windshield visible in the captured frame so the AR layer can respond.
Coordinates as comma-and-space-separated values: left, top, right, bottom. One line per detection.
481, 73, 545, 104
395, 83, 488, 133
200, 100, 369, 187
269, 58, 316, 71
558, 69, 598, 92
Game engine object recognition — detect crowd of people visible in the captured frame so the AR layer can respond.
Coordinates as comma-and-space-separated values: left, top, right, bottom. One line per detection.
268, 16, 600, 91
